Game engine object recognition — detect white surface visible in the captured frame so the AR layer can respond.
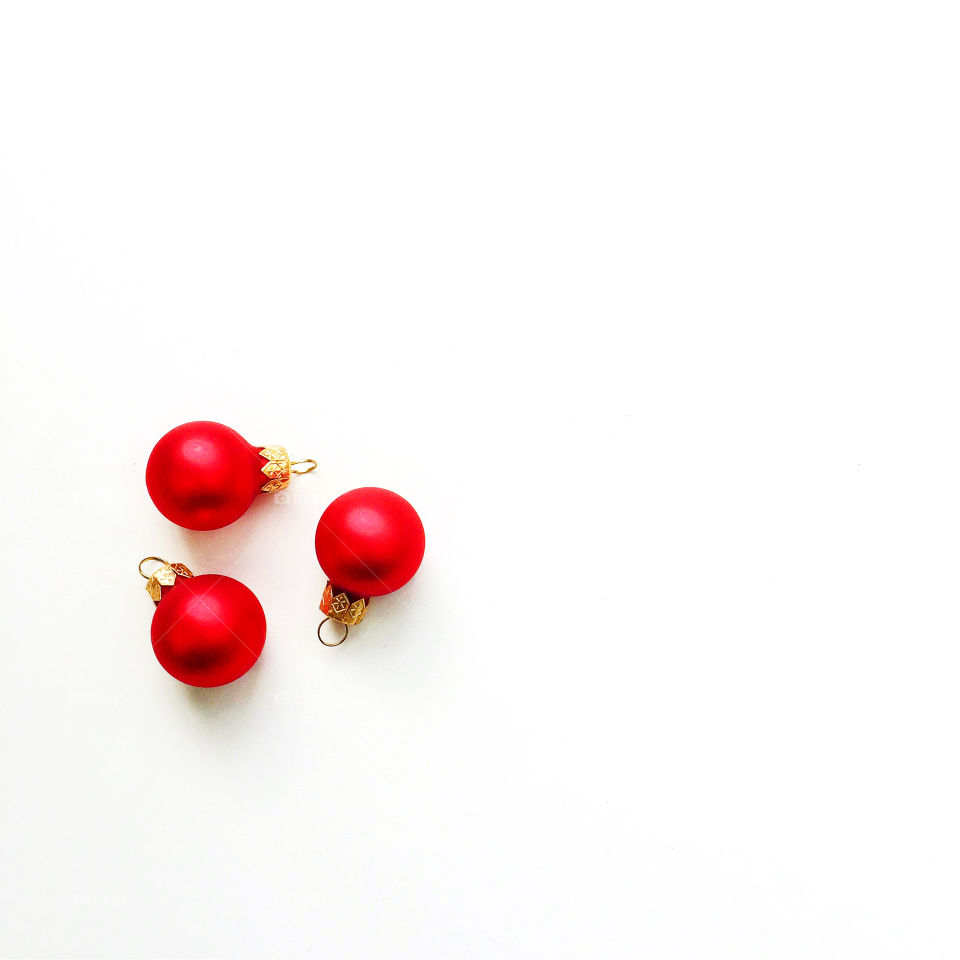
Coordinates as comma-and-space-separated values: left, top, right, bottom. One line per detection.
1, 2, 958, 957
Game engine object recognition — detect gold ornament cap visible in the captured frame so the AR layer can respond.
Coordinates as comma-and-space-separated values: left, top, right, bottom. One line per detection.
138, 557, 194, 603
320, 582, 369, 625
258, 446, 318, 493
318, 581, 370, 646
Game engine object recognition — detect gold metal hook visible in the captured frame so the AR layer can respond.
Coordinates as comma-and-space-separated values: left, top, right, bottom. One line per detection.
291, 459, 318, 475
317, 618, 349, 646
138, 557, 170, 580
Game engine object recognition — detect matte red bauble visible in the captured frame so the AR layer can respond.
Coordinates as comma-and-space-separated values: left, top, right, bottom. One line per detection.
146, 420, 316, 530
314, 487, 425, 645
139, 557, 266, 687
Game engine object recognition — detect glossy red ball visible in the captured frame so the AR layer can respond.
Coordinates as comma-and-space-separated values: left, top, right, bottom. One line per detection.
146, 421, 265, 530
315, 487, 425, 597
151, 574, 266, 687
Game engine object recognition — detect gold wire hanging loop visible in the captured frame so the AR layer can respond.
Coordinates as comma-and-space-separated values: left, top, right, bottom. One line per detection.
291, 459, 318, 475
138, 557, 170, 580
317, 618, 349, 646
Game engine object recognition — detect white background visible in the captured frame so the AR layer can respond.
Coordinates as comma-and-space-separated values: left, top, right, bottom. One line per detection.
1, 1, 958, 957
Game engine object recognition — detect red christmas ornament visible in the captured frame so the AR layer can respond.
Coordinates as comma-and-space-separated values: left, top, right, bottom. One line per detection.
314, 487, 425, 645
146, 420, 316, 530
139, 557, 266, 687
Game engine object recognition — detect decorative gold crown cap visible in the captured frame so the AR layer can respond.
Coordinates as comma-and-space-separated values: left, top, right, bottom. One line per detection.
259, 446, 291, 493
320, 582, 368, 625
138, 557, 193, 603
258, 447, 318, 493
